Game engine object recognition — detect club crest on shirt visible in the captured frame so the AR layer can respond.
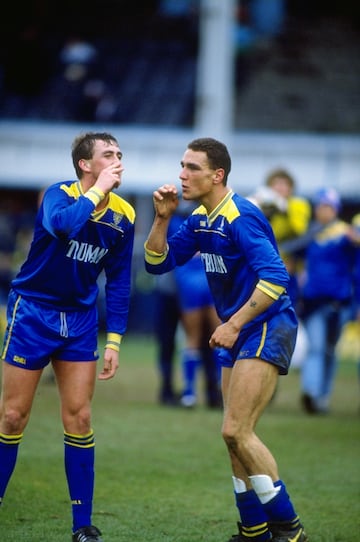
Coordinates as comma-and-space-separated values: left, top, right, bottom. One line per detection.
111, 211, 123, 226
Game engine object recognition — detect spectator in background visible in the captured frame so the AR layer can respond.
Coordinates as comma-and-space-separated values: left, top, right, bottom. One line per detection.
247, 178, 310, 370
283, 188, 356, 414
153, 269, 181, 406
265, 168, 311, 307
50, 35, 110, 122
347, 213, 360, 402
175, 252, 222, 408
246, 184, 288, 222
153, 200, 222, 409
153, 204, 184, 407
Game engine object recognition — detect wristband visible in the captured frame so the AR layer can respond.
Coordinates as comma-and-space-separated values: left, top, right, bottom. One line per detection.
144, 241, 169, 264
84, 187, 105, 206
256, 280, 285, 300
105, 333, 122, 352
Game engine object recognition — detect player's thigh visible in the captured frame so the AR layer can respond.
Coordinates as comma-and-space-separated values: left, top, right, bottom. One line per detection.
0, 362, 43, 431
223, 358, 278, 433
52, 360, 97, 416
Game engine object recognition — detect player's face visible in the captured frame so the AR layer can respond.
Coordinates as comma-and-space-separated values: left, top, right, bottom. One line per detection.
179, 149, 216, 201
89, 140, 123, 179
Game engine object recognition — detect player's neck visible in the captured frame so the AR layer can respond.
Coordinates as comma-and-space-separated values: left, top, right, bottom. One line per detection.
201, 187, 230, 214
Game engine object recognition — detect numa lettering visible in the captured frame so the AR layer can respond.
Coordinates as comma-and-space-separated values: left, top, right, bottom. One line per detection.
201, 253, 227, 273
66, 240, 108, 263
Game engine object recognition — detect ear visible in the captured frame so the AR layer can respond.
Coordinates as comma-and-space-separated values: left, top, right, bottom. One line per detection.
213, 168, 225, 185
79, 158, 91, 172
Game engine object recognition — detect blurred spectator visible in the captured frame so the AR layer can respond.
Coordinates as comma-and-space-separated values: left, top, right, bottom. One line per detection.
152, 203, 184, 406
247, 174, 310, 371
347, 213, 360, 401
284, 187, 357, 414
50, 35, 109, 121
246, 184, 288, 221
153, 200, 222, 408
348, 212, 360, 248
153, 269, 181, 406
265, 168, 311, 307
175, 252, 222, 408
265, 168, 311, 239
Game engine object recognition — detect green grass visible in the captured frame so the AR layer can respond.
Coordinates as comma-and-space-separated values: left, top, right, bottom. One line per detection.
1, 334, 359, 541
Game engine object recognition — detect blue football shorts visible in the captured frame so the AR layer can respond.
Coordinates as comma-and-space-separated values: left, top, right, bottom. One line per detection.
1, 290, 99, 370
216, 307, 298, 375
175, 266, 214, 311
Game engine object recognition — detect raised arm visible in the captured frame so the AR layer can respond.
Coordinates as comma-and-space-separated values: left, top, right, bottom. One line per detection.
145, 184, 179, 254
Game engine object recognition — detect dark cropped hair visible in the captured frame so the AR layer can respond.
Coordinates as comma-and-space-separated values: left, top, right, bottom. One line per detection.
71, 132, 119, 179
265, 168, 295, 190
187, 137, 231, 185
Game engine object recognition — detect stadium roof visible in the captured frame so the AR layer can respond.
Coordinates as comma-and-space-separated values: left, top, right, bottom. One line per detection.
0, 121, 359, 199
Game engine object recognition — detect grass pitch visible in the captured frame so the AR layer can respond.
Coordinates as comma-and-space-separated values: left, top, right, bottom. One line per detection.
0, 334, 359, 541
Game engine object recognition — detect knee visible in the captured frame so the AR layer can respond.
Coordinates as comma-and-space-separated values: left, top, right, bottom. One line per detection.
0, 406, 28, 434
222, 420, 242, 451
62, 406, 92, 434
222, 415, 252, 453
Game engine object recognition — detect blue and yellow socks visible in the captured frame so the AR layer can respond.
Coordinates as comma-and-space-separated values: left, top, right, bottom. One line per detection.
64, 430, 95, 532
0, 432, 23, 504
232, 475, 301, 540
232, 476, 271, 541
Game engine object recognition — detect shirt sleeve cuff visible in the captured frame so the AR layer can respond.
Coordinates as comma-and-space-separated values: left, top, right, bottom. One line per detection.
105, 333, 122, 352
256, 280, 285, 300
84, 187, 105, 206
144, 241, 169, 264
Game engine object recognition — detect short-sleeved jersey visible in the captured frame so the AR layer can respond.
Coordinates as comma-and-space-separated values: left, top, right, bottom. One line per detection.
145, 191, 291, 325
12, 180, 135, 335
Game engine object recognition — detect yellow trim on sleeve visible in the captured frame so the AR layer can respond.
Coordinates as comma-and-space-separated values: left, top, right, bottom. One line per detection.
105, 333, 122, 352
84, 187, 105, 206
256, 280, 285, 300
144, 241, 169, 265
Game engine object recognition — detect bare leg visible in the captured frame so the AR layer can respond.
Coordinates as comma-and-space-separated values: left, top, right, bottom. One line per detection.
52, 359, 98, 534
0, 362, 42, 434
221, 358, 279, 485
